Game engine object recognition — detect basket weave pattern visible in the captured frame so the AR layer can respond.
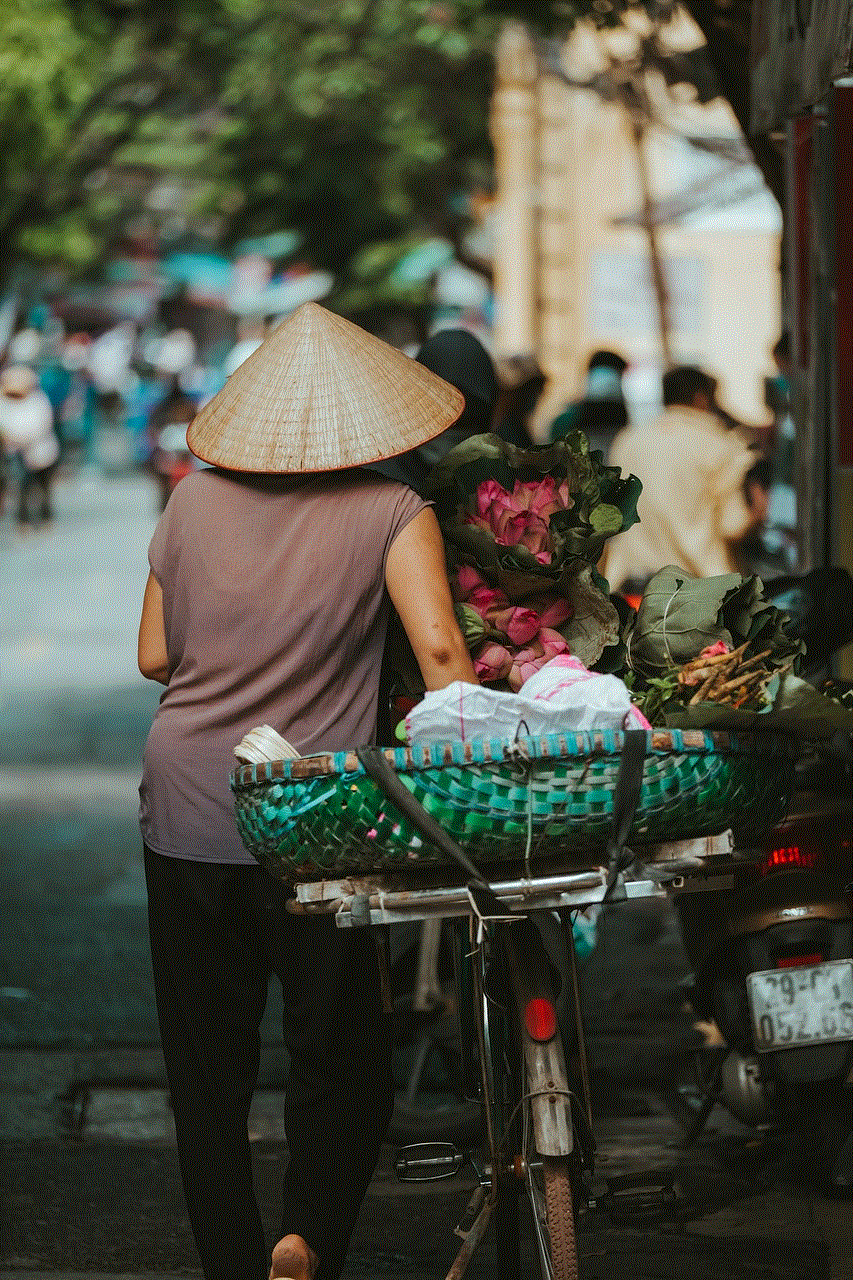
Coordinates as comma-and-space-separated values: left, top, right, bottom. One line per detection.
231, 729, 797, 882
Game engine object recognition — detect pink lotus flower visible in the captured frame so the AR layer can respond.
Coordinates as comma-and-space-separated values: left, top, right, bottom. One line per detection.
510, 477, 571, 519
468, 584, 507, 613
463, 475, 574, 566
455, 565, 488, 598
490, 605, 540, 646
701, 640, 730, 658
538, 596, 573, 629
507, 629, 570, 691
476, 479, 507, 519
473, 640, 514, 683
463, 582, 540, 646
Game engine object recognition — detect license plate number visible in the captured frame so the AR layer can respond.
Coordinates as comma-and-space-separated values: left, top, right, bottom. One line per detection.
747, 960, 853, 1051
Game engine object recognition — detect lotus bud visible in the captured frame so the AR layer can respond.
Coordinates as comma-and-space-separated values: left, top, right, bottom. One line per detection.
473, 640, 514, 684
539, 627, 570, 661
538, 597, 573, 629
476, 479, 508, 518
456, 565, 488, 597
490, 605, 540, 646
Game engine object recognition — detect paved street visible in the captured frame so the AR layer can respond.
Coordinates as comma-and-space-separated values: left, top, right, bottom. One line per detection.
0, 450, 849, 1279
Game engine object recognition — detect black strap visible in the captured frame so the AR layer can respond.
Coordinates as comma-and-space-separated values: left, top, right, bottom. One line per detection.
603, 729, 647, 900
355, 746, 507, 920
358, 732, 647, 916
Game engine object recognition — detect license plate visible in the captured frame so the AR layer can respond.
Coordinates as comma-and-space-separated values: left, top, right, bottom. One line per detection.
747, 960, 853, 1051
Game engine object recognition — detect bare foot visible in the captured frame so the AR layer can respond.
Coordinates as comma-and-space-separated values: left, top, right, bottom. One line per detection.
269, 1233, 318, 1280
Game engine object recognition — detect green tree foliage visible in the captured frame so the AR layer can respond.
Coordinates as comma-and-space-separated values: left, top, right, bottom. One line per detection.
1, 0, 776, 303
0, 0, 501, 297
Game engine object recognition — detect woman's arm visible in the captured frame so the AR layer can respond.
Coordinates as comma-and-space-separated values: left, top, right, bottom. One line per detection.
385, 508, 479, 690
138, 572, 171, 684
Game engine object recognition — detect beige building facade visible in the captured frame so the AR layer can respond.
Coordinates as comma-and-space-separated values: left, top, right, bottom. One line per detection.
489, 13, 783, 437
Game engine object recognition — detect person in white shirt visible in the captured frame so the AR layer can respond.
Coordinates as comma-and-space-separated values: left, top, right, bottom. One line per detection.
600, 364, 766, 596
0, 365, 61, 528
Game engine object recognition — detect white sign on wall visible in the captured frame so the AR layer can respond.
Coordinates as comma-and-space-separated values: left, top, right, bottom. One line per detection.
589, 251, 706, 336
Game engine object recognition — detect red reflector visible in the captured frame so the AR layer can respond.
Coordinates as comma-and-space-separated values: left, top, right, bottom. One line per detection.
776, 953, 824, 968
524, 998, 557, 1042
758, 844, 821, 876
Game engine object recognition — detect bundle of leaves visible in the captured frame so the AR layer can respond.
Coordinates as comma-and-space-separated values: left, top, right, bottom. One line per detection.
424, 432, 642, 678
624, 566, 804, 681
619, 566, 853, 735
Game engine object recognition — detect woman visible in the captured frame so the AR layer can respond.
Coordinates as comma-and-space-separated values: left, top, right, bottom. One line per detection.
137, 303, 478, 1280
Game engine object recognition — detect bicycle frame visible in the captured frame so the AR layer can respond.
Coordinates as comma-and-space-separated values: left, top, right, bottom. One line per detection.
287, 852, 718, 1280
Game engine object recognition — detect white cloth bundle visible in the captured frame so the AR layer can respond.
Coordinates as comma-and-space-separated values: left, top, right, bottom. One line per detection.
233, 725, 301, 764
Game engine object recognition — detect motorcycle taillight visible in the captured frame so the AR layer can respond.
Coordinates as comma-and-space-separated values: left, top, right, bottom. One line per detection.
753, 818, 851, 879
776, 952, 824, 968
757, 843, 821, 876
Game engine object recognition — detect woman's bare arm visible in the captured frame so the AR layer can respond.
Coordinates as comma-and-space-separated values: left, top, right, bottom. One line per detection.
385, 508, 478, 690
138, 572, 171, 684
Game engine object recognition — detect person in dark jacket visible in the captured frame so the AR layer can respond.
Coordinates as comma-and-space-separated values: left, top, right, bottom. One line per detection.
370, 327, 499, 492
549, 349, 629, 457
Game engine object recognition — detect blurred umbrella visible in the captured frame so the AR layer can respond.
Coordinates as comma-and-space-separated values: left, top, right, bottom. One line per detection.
228, 271, 333, 317
234, 231, 301, 259
389, 238, 454, 288
161, 251, 234, 293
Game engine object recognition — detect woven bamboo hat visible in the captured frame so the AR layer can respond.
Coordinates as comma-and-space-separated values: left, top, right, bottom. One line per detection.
187, 303, 465, 473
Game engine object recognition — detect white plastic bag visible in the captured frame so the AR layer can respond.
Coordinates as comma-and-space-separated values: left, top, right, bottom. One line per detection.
405, 655, 651, 746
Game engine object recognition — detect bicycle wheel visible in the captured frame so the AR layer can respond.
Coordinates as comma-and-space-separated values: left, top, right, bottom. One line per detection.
503, 921, 580, 1280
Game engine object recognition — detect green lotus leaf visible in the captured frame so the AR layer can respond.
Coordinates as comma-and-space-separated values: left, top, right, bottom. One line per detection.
553, 563, 621, 668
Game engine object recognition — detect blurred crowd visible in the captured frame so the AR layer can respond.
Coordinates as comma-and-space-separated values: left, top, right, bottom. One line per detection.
0, 301, 797, 592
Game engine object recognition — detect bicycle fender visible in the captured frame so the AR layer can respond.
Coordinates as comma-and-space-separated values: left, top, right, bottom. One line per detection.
522, 1032, 574, 1157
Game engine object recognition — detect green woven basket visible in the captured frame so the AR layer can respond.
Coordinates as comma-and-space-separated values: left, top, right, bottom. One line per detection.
230, 728, 798, 883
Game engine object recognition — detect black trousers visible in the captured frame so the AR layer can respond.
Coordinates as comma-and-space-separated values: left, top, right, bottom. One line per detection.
18, 461, 57, 525
144, 847, 394, 1280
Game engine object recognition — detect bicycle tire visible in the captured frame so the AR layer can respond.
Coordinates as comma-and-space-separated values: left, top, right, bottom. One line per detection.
542, 1156, 578, 1280
480, 932, 523, 1280
501, 920, 581, 1280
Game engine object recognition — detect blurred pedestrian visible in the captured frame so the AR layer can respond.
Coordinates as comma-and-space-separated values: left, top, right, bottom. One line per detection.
368, 326, 499, 492
600, 364, 766, 595
137, 303, 477, 1280
761, 332, 798, 569
0, 365, 61, 529
492, 354, 546, 448
58, 334, 99, 469
146, 376, 199, 511
548, 349, 629, 456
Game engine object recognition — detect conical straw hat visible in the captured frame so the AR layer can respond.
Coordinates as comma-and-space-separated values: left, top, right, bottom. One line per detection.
187, 302, 465, 473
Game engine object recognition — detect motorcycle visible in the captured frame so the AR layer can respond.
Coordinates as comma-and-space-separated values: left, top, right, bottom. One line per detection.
675, 568, 853, 1194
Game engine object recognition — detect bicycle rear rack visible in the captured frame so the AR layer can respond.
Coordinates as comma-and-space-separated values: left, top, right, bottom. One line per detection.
288, 866, 678, 926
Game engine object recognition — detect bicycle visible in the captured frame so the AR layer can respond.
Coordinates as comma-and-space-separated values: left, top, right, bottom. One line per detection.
231, 727, 797, 1279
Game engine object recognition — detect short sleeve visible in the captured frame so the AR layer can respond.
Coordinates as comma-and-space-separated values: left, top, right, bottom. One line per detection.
382, 485, 433, 575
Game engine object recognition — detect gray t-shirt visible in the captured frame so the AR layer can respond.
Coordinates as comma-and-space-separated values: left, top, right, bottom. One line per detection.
139, 467, 428, 863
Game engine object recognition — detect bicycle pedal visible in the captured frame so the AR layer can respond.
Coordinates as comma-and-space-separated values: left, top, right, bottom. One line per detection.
601, 1168, 684, 1225
394, 1142, 465, 1183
